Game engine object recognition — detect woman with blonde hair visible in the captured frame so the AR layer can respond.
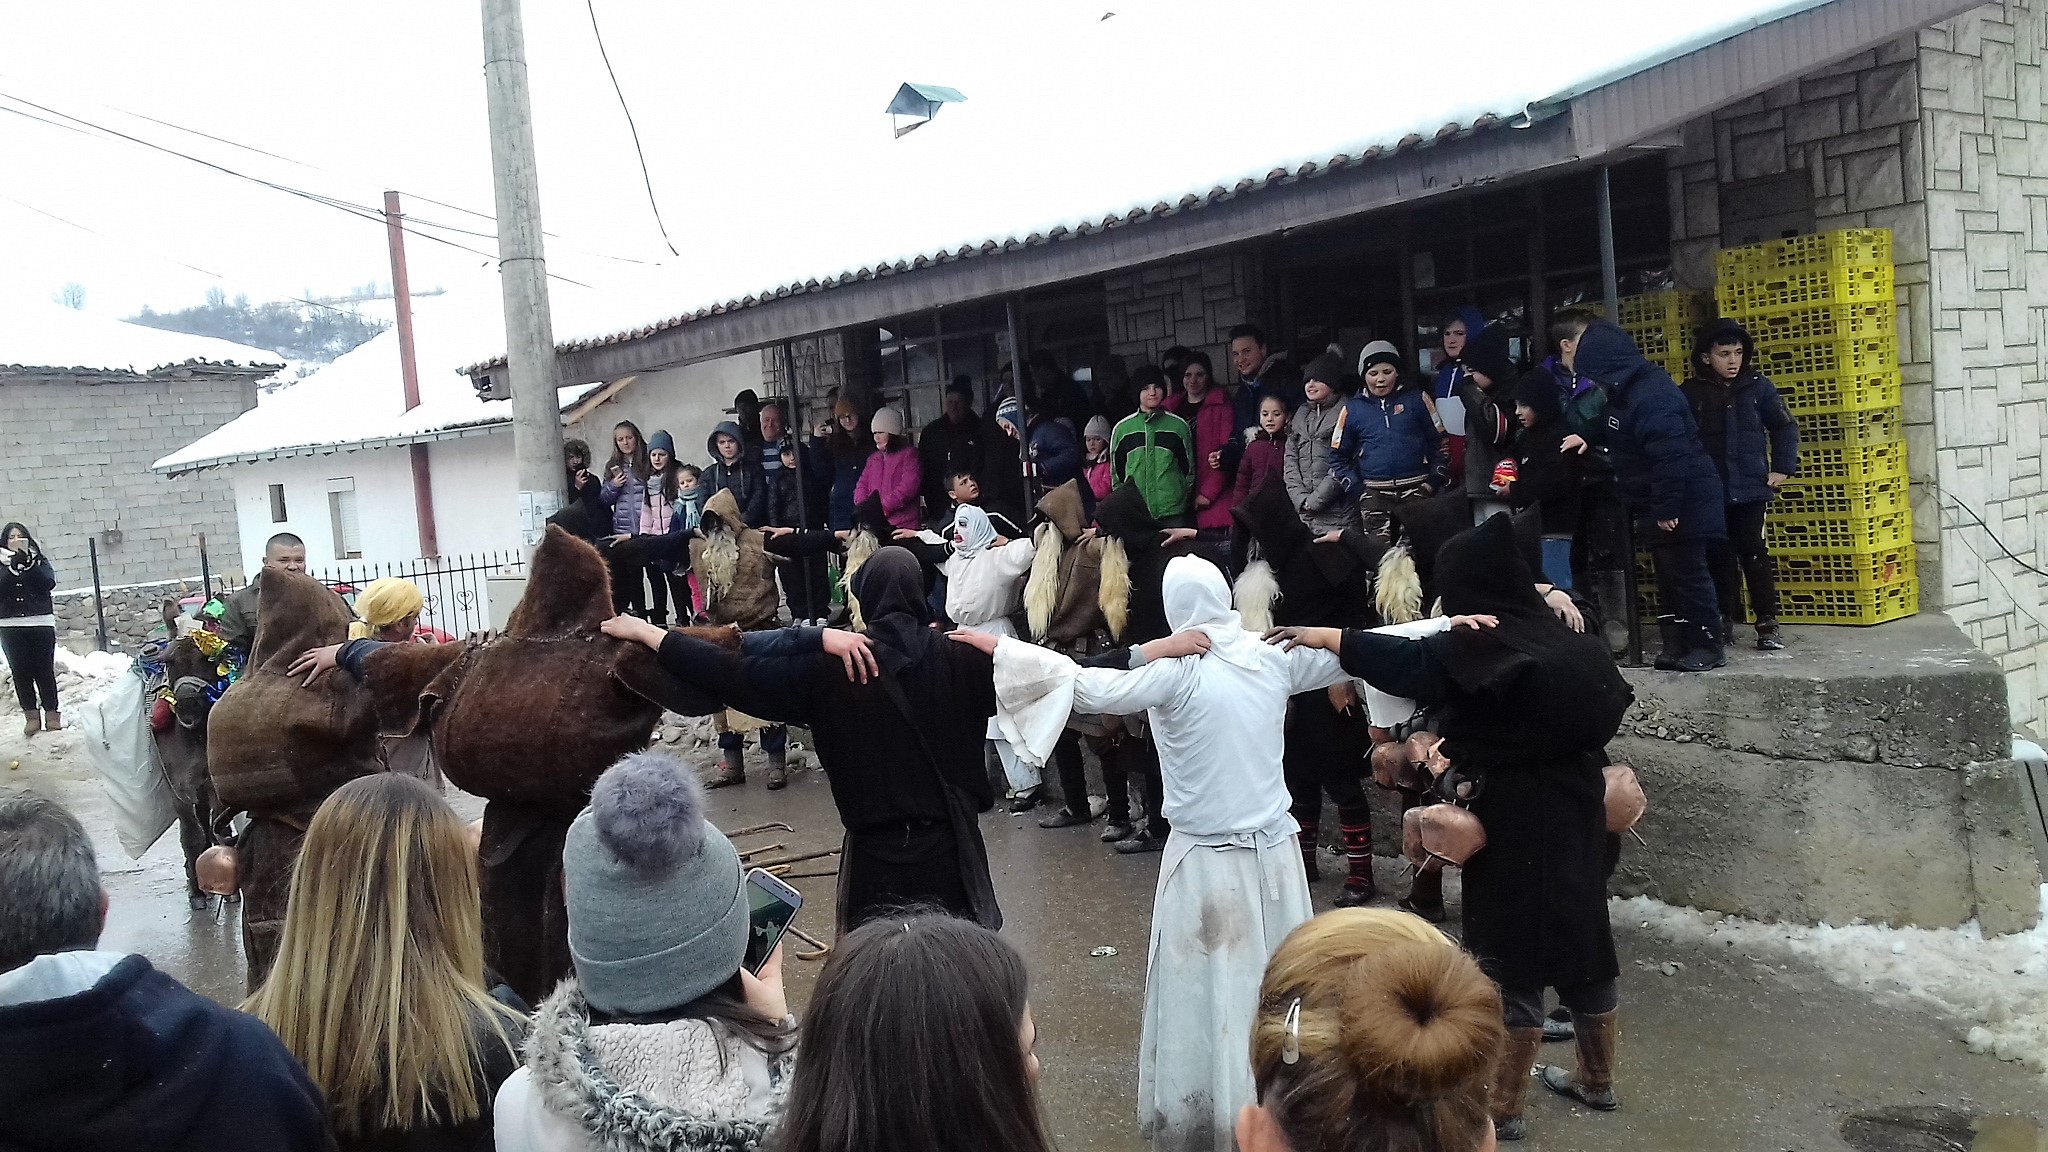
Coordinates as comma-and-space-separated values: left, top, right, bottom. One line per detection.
246, 773, 525, 1152
1240, 908, 1504, 1152
348, 577, 425, 642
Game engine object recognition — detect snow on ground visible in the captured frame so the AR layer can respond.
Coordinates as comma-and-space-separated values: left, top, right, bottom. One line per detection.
0, 647, 135, 712
1617, 892, 2048, 1074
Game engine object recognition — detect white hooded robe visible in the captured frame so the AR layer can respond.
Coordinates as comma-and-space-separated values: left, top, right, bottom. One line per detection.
989, 555, 1348, 1152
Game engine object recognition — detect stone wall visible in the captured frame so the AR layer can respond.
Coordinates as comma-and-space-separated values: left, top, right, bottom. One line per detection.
758, 329, 877, 433
1918, 2, 2048, 734
1663, 5, 2048, 732
52, 577, 219, 655
0, 372, 254, 589
1103, 251, 1266, 373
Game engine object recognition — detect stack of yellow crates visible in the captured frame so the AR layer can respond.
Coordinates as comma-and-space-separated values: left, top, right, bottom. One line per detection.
1714, 228, 1916, 625
1616, 289, 1709, 383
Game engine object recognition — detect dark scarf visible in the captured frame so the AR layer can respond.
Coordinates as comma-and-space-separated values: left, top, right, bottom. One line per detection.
1426, 516, 1631, 746
850, 547, 935, 674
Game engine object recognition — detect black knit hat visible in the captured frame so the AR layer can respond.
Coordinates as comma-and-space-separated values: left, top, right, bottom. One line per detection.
1303, 351, 1349, 387
1462, 326, 1516, 384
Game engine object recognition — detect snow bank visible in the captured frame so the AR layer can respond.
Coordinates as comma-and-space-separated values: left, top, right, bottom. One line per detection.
1616, 892, 2048, 1073
0, 298, 280, 374
0, 648, 134, 716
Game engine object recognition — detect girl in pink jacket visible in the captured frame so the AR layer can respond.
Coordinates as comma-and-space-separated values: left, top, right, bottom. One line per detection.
852, 406, 924, 531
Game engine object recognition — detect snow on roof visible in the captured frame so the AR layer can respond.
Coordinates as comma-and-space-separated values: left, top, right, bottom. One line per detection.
153, 288, 587, 474
0, 297, 283, 376
463, 0, 1834, 372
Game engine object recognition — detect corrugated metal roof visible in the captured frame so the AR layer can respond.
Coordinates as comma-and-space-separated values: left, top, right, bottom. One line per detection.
463, 0, 1867, 377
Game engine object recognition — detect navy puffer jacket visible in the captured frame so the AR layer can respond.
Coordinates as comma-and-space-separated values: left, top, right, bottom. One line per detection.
1575, 321, 1726, 543
1680, 319, 1801, 505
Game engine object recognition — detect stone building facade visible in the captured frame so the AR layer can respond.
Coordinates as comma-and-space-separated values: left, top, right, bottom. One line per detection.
0, 368, 261, 592
1103, 250, 1267, 373
1666, 0, 2048, 732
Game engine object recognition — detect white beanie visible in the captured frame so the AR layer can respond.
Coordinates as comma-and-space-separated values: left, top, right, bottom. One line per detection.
871, 406, 905, 437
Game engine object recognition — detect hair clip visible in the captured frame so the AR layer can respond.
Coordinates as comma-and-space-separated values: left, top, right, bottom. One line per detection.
1280, 997, 1302, 1065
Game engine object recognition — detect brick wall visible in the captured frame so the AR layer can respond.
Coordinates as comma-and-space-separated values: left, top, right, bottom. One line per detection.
1918, 1, 2048, 732
1104, 251, 1265, 374
0, 372, 254, 590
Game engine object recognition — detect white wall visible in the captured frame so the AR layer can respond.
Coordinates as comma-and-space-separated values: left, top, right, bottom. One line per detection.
567, 353, 765, 469
225, 431, 522, 576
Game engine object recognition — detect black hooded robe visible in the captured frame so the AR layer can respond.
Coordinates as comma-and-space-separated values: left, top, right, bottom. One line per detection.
653, 548, 1002, 934
1335, 516, 1632, 991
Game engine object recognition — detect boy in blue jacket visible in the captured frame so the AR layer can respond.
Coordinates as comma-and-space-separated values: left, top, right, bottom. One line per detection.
1574, 321, 1728, 672
1327, 343, 1449, 544
1681, 319, 1799, 651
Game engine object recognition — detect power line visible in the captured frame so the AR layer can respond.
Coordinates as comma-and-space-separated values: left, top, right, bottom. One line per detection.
584, 0, 678, 257
0, 91, 596, 288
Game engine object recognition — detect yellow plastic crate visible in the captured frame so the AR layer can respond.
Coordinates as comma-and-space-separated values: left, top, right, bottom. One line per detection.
1755, 334, 1899, 386
1617, 290, 1706, 332
1777, 368, 1902, 416
1777, 579, 1919, 626
1798, 407, 1903, 447
1715, 229, 1893, 280
1772, 544, 1916, 589
1769, 474, 1911, 519
1717, 265, 1895, 314
1735, 300, 1895, 343
1796, 440, 1908, 483
1764, 508, 1913, 553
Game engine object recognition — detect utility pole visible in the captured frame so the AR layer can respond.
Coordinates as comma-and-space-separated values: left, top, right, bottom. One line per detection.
384, 191, 440, 558
481, 0, 564, 545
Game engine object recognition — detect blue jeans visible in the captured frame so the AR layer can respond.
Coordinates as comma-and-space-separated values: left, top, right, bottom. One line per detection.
719, 725, 786, 755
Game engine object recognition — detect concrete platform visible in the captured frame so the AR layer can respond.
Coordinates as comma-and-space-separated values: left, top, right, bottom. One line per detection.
1611, 612, 2042, 933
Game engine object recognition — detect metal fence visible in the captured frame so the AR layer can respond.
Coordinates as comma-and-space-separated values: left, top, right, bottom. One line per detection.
311, 551, 526, 638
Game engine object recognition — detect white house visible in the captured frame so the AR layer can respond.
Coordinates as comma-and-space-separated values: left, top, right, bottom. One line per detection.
153, 291, 771, 632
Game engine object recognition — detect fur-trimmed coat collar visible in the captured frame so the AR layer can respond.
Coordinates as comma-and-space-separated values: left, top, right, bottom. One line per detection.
511, 981, 792, 1152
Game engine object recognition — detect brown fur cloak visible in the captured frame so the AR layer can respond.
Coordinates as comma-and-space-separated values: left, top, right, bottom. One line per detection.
205, 567, 381, 990
371, 526, 731, 1002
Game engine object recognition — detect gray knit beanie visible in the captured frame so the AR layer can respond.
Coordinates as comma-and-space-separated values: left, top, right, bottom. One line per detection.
563, 751, 748, 1015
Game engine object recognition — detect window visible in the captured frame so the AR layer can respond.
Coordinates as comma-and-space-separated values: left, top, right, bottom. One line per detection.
267, 483, 287, 523
326, 477, 361, 560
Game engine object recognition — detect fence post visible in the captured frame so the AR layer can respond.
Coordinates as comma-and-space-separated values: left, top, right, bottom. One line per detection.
198, 533, 212, 599
88, 537, 109, 653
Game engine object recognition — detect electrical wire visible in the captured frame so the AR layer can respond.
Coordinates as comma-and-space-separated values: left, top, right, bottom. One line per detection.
0, 91, 598, 288
583, 0, 678, 257
1923, 478, 2048, 581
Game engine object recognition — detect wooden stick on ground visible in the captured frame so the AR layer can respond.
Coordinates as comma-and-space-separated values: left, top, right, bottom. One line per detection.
750, 846, 840, 870
785, 923, 832, 961
738, 842, 786, 860
721, 821, 794, 838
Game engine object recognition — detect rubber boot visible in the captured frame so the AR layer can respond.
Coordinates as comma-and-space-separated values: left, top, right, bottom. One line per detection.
1334, 807, 1376, 906
763, 750, 787, 791
1755, 617, 1786, 651
707, 745, 746, 789
41, 710, 60, 732
1399, 861, 1446, 922
1675, 622, 1726, 673
1541, 1009, 1620, 1111
22, 712, 40, 739
1543, 1004, 1576, 1043
1492, 1026, 1545, 1141
1652, 616, 1685, 671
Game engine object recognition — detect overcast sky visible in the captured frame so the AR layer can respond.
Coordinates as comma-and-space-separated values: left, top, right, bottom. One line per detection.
1, 0, 1818, 354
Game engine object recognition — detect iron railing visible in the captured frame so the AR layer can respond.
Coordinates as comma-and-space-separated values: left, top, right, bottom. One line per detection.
311, 551, 526, 639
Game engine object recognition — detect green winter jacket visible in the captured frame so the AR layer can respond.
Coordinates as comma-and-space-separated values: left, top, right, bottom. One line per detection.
1109, 408, 1195, 524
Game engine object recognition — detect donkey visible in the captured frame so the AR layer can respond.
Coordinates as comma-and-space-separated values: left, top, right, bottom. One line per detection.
154, 635, 230, 910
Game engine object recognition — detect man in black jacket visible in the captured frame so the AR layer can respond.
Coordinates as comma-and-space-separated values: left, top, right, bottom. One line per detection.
0, 787, 334, 1152
1574, 321, 1728, 672
919, 377, 985, 524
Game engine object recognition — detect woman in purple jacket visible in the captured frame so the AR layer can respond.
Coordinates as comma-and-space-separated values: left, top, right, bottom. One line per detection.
853, 406, 924, 532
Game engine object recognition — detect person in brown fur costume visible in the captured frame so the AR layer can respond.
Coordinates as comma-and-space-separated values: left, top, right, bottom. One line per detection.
1020, 479, 1144, 841
690, 486, 793, 789
355, 526, 731, 1004
204, 567, 381, 990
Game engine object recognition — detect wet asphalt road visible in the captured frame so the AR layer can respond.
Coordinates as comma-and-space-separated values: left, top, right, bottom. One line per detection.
11, 728, 2044, 1151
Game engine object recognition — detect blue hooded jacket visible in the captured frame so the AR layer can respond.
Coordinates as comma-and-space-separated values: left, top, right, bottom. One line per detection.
1680, 318, 1801, 505
1573, 321, 1726, 542
1431, 306, 1488, 400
